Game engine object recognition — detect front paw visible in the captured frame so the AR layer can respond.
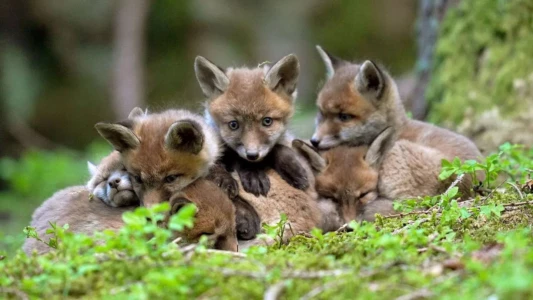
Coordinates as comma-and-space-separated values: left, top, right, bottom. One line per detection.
272, 145, 310, 190
233, 196, 261, 240
206, 164, 239, 198
237, 168, 270, 197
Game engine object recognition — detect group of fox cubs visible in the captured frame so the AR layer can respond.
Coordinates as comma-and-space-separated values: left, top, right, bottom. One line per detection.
23, 46, 482, 254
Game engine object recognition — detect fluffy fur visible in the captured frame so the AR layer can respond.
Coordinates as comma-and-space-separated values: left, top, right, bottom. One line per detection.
94, 108, 221, 207
195, 54, 309, 196
23, 179, 237, 255
313, 46, 483, 199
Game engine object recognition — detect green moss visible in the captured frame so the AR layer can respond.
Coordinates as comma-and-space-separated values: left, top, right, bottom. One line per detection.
427, 0, 533, 126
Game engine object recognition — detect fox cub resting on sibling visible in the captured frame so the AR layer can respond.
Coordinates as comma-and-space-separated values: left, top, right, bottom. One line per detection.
24, 166, 238, 254
311, 46, 483, 200
24, 108, 241, 254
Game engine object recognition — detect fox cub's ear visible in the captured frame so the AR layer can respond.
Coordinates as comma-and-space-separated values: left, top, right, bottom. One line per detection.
170, 197, 194, 215
128, 107, 146, 119
87, 161, 98, 176
315, 45, 345, 79
194, 56, 229, 98
355, 60, 385, 100
95, 123, 140, 152
292, 139, 326, 173
264, 54, 300, 96
165, 120, 204, 154
365, 127, 394, 168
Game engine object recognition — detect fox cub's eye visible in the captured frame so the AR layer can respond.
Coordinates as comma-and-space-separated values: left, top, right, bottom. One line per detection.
338, 113, 354, 122
164, 174, 181, 183
262, 117, 273, 127
132, 175, 142, 183
228, 120, 239, 130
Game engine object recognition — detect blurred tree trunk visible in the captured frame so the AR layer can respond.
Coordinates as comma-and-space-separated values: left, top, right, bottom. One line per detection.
408, 0, 461, 120
112, 0, 150, 119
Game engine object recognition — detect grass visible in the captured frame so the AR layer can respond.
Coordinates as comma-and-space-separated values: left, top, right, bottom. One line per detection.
1, 137, 533, 299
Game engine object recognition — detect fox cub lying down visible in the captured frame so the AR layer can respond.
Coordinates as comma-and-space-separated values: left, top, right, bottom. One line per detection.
23, 165, 238, 255
311, 46, 483, 200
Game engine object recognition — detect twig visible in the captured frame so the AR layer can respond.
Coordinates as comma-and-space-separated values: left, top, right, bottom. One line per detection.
392, 218, 429, 235
506, 182, 524, 200
445, 174, 464, 195
0, 287, 29, 300
300, 280, 343, 300
502, 200, 533, 211
209, 267, 350, 279
383, 209, 439, 220
264, 281, 287, 300
395, 288, 433, 300
204, 249, 247, 258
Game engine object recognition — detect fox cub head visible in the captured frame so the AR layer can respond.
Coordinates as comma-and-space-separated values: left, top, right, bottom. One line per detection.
86, 152, 138, 207
194, 54, 299, 162
311, 46, 404, 150
294, 128, 393, 220
163, 179, 238, 252
95, 108, 220, 208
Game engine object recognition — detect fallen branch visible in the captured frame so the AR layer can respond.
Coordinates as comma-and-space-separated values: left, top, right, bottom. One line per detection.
264, 281, 287, 300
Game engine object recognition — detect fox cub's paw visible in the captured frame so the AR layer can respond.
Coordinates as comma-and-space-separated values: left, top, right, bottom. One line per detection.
87, 160, 139, 207
236, 164, 271, 197
206, 163, 239, 198
233, 196, 261, 240
271, 144, 310, 191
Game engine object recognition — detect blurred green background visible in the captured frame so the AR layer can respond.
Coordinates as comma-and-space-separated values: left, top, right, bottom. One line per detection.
0, 0, 418, 253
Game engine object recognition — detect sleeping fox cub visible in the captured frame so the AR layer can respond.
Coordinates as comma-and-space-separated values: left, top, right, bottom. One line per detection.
24, 164, 238, 254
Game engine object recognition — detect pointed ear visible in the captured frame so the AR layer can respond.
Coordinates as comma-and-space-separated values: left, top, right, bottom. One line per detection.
365, 127, 394, 168
95, 123, 140, 152
316, 45, 345, 79
128, 107, 145, 119
87, 161, 98, 176
264, 54, 299, 96
194, 56, 229, 98
170, 197, 193, 215
292, 139, 326, 172
165, 120, 204, 154
355, 60, 385, 100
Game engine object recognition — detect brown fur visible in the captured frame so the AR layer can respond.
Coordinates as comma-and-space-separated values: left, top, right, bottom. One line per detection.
313, 49, 483, 199
235, 151, 321, 249
294, 140, 395, 228
196, 55, 310, 197
23, 179, 237, 255
95, 109, 220, 208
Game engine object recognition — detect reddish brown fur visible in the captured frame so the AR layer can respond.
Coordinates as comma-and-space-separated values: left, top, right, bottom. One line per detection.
314, 57, 483, 199
23, 179, 238, 255
210, 68, 293, 121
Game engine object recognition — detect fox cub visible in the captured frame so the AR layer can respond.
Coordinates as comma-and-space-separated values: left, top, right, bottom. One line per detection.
312, 46, 483, 199
93, 107, 220, 207
23, 166, 238, 254
86, 151, 138, 207
194, 54, 309, 197
293, 129, 395, 230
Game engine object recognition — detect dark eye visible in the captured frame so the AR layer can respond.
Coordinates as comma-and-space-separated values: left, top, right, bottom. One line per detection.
165, 174, 182, 183
132, 174, 142, 183
360, 191, 370, 198
338, 113, 354, 122
200, 232, 214, 236
262, 117, 273, 127
228, 120, 239, 130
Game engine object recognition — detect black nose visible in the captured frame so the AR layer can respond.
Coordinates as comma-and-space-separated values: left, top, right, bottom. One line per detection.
310, 138, 320, 148
109, 178, 120, 188
246, 152, 259, 161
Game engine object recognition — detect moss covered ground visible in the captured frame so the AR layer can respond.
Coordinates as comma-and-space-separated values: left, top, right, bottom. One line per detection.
1, 142, 533, 299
